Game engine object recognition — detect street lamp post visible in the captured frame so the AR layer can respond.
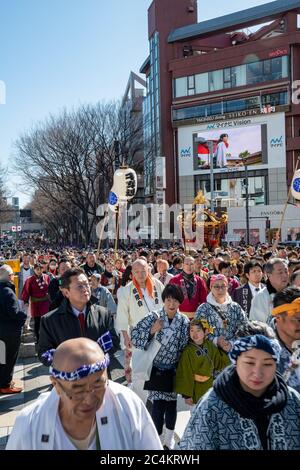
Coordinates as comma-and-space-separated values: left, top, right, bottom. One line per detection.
245, 159, 250, 245
195, 137, 215, 212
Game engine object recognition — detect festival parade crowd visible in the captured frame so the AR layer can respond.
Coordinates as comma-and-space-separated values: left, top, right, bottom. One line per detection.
0, 240, 300, 450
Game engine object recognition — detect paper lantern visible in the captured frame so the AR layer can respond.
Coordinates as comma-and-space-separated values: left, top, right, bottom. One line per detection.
108, 168, 137, 212
291, 169, 300, 201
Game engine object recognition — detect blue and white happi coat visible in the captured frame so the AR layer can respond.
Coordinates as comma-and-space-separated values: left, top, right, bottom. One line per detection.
131, 308, 189, 401
277, 338, 300, 394
195, 300, 248, 344
266, 318, 300, 394
179, 387, 300, 450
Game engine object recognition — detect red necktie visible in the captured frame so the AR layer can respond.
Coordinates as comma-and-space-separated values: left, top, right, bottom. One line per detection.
78, 312, 85, 335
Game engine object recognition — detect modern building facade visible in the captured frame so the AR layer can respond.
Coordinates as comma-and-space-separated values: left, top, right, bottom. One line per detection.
140, 0, 300, 242
121, 71, 146, 203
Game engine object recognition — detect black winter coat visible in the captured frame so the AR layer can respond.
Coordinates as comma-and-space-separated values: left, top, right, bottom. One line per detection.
38, 298, 110, 365
0, 281, 27, 333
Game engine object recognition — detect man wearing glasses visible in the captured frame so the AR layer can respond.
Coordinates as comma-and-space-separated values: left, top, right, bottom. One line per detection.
6, 337, 162, 450
250, 258, 289, 323
272, 286, 300, 393
38, 268, 110, 366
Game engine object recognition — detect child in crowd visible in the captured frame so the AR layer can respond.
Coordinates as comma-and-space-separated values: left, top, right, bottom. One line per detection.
176, 319, 229, 405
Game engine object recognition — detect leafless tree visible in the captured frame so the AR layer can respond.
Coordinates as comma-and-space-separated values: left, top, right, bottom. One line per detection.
14, 101, 143, 244
0, 165, 13, 224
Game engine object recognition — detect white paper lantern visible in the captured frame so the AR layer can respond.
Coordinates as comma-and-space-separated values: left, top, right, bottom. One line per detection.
107, 168, 137, 212
111, 168, 137, 201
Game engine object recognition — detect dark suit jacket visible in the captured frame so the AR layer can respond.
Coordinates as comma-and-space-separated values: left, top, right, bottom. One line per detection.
0, 281, 27, 333
232, 283, 253, 317
38, 298, 110, 365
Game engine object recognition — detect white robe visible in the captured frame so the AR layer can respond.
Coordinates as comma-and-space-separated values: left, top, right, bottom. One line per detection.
115, 279, 164, 333
6, 380, 162, 450
249, 287, 274, 323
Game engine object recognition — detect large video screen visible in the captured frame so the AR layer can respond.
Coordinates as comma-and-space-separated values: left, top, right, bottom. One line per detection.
193, 125, 265, 170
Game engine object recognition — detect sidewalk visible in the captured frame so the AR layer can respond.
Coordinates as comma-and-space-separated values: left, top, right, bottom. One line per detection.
0, 357, 50, 449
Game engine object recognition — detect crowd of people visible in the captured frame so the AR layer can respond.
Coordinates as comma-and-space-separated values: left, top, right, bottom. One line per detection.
1, 240, 300, 450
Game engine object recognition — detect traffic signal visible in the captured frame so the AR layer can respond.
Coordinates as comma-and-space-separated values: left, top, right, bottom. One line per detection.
266, 218, 270, 229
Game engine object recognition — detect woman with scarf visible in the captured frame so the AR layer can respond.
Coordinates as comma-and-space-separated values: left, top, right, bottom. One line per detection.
195, 274, 248, 352
169, 256, 207, 320
131, 284, 189, 450
179, 334, 300, 450
100, 259, 121, 301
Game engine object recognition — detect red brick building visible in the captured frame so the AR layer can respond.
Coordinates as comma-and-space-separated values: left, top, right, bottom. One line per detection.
140, 0, 300, 242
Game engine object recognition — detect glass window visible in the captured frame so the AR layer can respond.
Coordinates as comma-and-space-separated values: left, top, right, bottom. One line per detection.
224, 99, 246, 113
223, 68, 231, 88
232, 65, 246, 87
281, 56, 289, 78
195, 73, 208, 94
209, 70, 223, 91
271, 57, 282, 80
261, 91, 288, 106
263, 59, 272, 77
196, 175, 266, 208
245, 96, 260, 109
246, 61, 263, 84
175, 77, 187, 97
207, 102, 222, 116
187, 75, 195, 95
188, 75, 194, 89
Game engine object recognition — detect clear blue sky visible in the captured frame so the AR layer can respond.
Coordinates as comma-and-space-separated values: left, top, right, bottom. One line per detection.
0, 0, 270, 207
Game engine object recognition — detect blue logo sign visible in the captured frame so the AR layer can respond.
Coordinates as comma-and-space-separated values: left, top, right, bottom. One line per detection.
270, 136, 283, 148
108, 191, 118, 205
180, 147, 191, 158
293, 178, 300, 193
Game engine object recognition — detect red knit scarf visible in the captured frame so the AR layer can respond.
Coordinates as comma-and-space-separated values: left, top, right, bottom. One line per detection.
132, 275, 154, 299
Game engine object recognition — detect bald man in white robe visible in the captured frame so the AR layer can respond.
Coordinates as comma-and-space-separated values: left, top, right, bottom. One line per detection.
6, 337, 162, 450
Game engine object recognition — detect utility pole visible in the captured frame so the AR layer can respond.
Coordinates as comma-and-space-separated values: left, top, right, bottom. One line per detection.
243, 158, 250, 245
195, 137, 215, 212
208, 140, 214, 212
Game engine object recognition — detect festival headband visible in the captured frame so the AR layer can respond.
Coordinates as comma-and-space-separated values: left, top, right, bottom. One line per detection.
190, 318, 215, 335
272, 297, 300, 317
42, 331, 113, 381
229, 334, 281, 364
210, 274, 228, 289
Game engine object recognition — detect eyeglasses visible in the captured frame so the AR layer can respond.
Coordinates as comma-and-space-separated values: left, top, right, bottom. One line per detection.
56, 378, 107, 401
72, 284, 91, 292
212, 285, 227, 290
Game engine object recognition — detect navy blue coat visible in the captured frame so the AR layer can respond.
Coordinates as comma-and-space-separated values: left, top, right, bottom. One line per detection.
0, 281, 27, 332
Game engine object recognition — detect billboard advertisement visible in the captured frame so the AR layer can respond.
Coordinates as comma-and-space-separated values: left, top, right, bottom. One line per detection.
193, 124, 265, 170
178, 112, 286, 176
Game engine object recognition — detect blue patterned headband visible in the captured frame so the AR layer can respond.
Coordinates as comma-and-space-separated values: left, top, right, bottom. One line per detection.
41, 331, 113, 381
229, 335, 281, 364
50, 354, 110, 381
